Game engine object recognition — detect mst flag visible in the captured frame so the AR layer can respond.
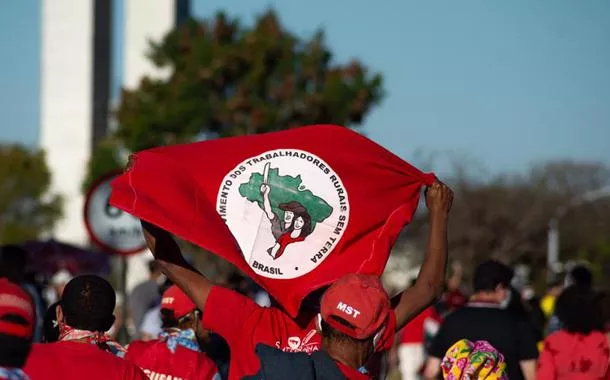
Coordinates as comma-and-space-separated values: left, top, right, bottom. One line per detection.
110, 125, 435, 316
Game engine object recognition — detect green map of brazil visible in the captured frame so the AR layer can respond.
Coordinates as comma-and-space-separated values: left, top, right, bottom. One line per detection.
239, 167, 333, 231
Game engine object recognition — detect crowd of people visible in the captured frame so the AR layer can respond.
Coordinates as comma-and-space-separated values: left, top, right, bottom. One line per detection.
1, 180, 609, 379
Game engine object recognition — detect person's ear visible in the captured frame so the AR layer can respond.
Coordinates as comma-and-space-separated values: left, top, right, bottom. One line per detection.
56, 305, 64, 322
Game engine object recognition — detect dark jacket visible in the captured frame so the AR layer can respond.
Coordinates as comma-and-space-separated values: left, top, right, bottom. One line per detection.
243, 344, 346, 380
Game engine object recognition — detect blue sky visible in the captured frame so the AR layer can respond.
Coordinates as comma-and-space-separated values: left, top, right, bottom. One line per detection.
0, 0, 609, 175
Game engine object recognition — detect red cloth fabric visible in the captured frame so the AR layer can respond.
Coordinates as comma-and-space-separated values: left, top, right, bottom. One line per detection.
111, 125, 434, 316
202, 285, 395, 380
23, 342, 147, 380
399, 306, 441, 344
335, 361, 371, 380
537, 330, 610, 380
274, 234, 305, 260
126, 340, 219, 380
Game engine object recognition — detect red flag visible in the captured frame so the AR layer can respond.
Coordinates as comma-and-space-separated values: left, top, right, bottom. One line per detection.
110, 125, 434, 316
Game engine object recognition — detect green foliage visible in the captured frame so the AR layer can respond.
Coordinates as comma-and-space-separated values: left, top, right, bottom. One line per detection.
82, 138, 125, 193
0, 145, 62, 244
238, 167, 332, 230
114, 9, 384, 153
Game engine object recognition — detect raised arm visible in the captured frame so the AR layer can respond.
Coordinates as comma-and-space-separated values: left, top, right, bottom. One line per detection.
140, 221, 213, 313
392, 180, 453, 331
260, 184, 275, 221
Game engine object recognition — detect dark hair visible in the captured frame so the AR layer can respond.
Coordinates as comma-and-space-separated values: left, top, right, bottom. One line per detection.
43, 302, 61, 343
279, 202, 313, 238
148, 260, 162, 275
569, 266, 593, 289
320, 316, 369, 345
160, 308, 200, 330
160, 308, 179, 329
0, 245, 29, 283
555, 286, 603, 335
596, 291, 610, 328
473, 260, 513, 293
0, 315, 31, 368
60, 275, 115, 332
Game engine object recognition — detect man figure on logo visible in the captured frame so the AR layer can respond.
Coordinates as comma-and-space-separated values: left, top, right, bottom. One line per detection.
126, 285, 221, 380
140, 180, 453, 379
0, 278, 34, 380
260, 183, 295, 240
245, 274, 394, 380
24, 275, 148, 380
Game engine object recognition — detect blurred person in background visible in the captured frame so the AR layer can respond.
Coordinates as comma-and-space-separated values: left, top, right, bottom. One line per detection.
43, 269, 72, 306
398, 279, 442, 380
137, 278, 172, 341
540, 276, 563, 321
248, 274, 395, 380
597, 291, 610, 332
128, 260, 165, 338
0, 245, 46, 343
436, 262, 467, 319
537, 285, 609, 380
0, 278, 35, 380
546, 265, 593, 336
505, 286, 545, 349
141, 180, 453, 379
24, 275, 147, 380
126, 285, 221, 380
42, 302, 60, 343
423, 260, 539, 380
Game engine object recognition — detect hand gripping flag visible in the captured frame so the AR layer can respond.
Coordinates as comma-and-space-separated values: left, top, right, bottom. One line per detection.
110, 125, 435, 316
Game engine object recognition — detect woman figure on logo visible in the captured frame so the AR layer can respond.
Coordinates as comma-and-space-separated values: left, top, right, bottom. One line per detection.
267, 201, 313, 260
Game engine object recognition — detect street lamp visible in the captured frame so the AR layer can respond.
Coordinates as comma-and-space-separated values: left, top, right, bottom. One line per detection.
547, 185, 610, 275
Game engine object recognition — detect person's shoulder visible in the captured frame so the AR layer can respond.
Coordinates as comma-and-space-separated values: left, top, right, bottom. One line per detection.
126, 339, 159, 357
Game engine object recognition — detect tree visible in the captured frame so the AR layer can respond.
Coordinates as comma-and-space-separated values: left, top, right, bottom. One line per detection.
402, 160, 610, 288
0, 145, 62, 244
118, 10, 383, 152
84, 10, 384, 277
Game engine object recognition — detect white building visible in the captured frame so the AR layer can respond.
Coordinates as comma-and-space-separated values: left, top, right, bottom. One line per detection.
40, 0, 190, 290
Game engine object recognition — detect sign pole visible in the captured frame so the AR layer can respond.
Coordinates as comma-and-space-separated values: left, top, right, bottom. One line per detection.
84, 171, 147, 345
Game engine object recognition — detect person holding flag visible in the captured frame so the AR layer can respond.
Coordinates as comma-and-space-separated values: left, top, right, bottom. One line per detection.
139, 180, 452, 379
245, 273, 397, 380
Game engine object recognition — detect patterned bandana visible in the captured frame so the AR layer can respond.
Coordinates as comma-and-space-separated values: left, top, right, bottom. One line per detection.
159, 328, 200, 354
441, 339, 508, 380
58, 322, 126, 358
0, 367, 29, 380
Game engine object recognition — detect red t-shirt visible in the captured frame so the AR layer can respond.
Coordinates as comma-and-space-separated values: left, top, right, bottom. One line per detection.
399, 306, 441, 344
126, 339, 219, 380
537, 330, 610, 380
24, 341, 148, 380
202, 286, 395, 380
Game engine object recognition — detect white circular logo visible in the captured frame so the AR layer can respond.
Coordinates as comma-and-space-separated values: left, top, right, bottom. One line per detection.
84, 174, 146, 255
217, 149, 350, 279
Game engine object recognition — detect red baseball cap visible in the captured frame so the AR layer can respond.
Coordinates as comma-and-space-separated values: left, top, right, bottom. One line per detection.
321, 274, 391, 340
0, 278, 34, 339
161, 285, 197, 319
